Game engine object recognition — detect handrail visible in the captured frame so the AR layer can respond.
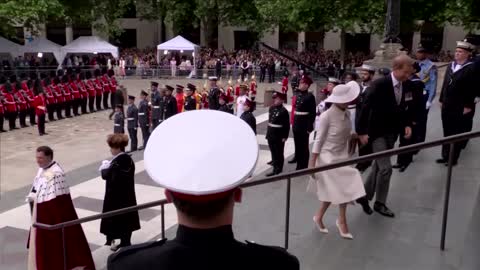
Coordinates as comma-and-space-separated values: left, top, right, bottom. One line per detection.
33, 129, 480, 231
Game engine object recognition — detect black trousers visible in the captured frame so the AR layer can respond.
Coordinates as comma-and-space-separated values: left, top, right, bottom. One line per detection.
37, 114, 46, 135
268, 71, 274, 83
260, 70, 266, 82
7, 111, 18, 129
110, 92, 116, 109
81, 98, 88, 114
151, 118, 160, 131
96, 95, 102, 111
28, 108, 36, 125
64, 100, 72, 117
47, 104, 55, 121
140, 125, 150, 148
461, 109, 475, 149
88, 96, 95, 112
356, 142, 373, 172
72, 99, 80, 116
106, 231, 132, 247
0, 114, 4, 131
19, 110, 27, 127
268, 138, 285, 173
128, 128, 138, 151
293, 129, 310, 170
103, 92, 110, 109
441, 111, 465, 163
56, 103, 64, 119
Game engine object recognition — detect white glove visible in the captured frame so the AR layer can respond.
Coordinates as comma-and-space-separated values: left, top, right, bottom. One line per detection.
98, 160, 111, 172
426, 101, 432, 110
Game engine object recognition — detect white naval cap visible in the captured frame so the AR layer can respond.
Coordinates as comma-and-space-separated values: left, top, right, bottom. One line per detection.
144, 110, 259, 196
358, 64, 376, 72
328, 77, 341, 84
208, 76, 218, 81
456, 39, 475, 51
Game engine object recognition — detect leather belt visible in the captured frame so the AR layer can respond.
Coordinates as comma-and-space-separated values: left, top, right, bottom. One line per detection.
153, 106, 160, 109
114, 124, 121, 126
127, 118, 134, 120
138, 113, 145, 115
268, 123, 282, 128
295, 111, 309, 115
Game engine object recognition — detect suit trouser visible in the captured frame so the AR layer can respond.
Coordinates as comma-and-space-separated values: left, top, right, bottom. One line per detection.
64, 100, 72, 117
268, 138, 285, 173
140, 125, 150, 148
396, 127, 416, 167
128, 128, 138, 151
19, 110, 27, 127
365, 134, 397, 204
103, 92, 110, 109
441, 111, 465, 163
28, 107, 36, 125
293, 129, 310, 170
47, 104, 55, 121
37, 114, 46, 135
461, 109, 475, 149
96, 95, 102, 111
7, 111, 18, 129
89, 96, 95, 112
356, 143, 373, 172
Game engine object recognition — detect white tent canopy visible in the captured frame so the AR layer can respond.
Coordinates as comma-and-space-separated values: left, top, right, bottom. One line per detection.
0, 36, 21, 57
157, 35, 199, 51
21, 37, 62, 64
60, 36, 119, 64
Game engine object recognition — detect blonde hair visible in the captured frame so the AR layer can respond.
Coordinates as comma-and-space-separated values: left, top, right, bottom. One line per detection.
107, 134, 129, 149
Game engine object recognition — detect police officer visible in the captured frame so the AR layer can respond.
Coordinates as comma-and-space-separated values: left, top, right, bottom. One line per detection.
138, 90, 150, 149
266, 91, 290, 177
184, 83, 197, 111
437, 40, 477, 166
107, 110, 299, 270
355, 64, 376, 173
113, 104, 125, 134
288, 75, 316, 170
240, 98, 256, 134
207, 76, 221, 110
162, 85, 177, 120
126, 95, 138, 152
415, 45, 437, 144
150, 82, 163, 131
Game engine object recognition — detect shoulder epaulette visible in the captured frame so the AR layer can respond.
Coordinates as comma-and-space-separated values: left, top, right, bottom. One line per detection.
108, 238, 167, 264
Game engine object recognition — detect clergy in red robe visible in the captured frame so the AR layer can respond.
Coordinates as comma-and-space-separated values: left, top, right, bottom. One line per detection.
26, 146, 95, 270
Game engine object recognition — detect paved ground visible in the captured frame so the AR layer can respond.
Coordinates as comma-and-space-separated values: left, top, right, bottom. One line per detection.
1, 76, 479, 270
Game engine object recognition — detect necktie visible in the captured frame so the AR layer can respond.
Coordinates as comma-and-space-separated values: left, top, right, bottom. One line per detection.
394, 83, 402, 105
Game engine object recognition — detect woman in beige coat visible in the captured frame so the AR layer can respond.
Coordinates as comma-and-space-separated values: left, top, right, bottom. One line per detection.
307, 81, 366, 239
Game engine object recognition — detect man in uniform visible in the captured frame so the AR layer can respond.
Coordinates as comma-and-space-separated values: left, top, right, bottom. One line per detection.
184, 83, 198, 111
113, 104, 125, 134
437, 40, 477, 166
107, 110, 299, 270
101, 68, 111, 110
266, 91, 290, 176
138, 90, 150, 149
0, 91, 5, 132
355, 64, 376, 172
94, 69, 104, 111
162, 85, 178, 120
51, 76, 64, 120
126, 95, 138, 152
207, 76, 221, 110
415, 45, 437, 144
150, 82, 163, 131
85, 71, 96, 113
288, 75, 316, 170
69, 74, 81, 116
1, 79, 18, 130
33, 85, 47, 136
40, 73, 57, 121
175, 85, 185, 113
61, 75, 73, 118
11, 76, 29, 128
77, 72, 89, 114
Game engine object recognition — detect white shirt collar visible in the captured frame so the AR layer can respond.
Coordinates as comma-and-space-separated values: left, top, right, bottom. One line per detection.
391, 73, 400, 88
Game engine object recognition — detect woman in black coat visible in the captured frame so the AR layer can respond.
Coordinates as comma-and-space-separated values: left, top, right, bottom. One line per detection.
100, 133, 140, 250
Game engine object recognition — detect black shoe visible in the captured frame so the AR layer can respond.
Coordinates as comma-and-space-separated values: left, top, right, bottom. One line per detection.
444, 162, 458, 167
392, 163, 402, 169
436, 158, 447, 164
288, 158, 297, 164
267, 160, 273, 165
373, 202, 395, 218
356, 197, 373, 215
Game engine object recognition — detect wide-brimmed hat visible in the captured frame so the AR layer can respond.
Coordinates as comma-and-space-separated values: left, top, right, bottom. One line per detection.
324, 81, 360, 104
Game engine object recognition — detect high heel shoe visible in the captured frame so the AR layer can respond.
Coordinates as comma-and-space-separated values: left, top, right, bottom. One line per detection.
313, 216, 328, 234
335, 220, 353, 239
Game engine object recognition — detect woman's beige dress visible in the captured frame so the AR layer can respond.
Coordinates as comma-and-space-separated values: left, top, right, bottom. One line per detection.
307, 105, 366, 204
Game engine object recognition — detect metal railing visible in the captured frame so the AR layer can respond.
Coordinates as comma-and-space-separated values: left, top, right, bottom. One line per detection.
33, 130, 480, 269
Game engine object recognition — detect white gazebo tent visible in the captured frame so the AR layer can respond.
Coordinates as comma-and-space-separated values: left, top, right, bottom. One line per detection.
60, 36, 119, 65
20, 37, 62, 65
157, 35, 200, 77
0, 37, 21, 64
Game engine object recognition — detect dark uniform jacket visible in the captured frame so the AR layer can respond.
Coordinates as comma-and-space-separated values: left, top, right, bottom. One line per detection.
126, 104, 138, 129
184, 95, 197, 111
138, 99, 149, 127
218, 103, 233, 114
405, 76, 426, 124
292, 91, 316, 133
113, 111, 124, 134
151, 91, 163, 120
440, 61, 477, 115
163, 95, 178, 120
107, 225, 299, 270
355, 82, 371, 131
208, 87, 221, 110
357, 75, 414, 139
100, 153, 140, 238
240, 111, 256, 134
266, 104, 290, 140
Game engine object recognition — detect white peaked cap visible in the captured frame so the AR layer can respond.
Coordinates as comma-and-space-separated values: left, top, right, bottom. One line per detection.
324, 81, 360, 104
144, 110, 259, 195
359, 64, 376, 72
456, 40, 475, 51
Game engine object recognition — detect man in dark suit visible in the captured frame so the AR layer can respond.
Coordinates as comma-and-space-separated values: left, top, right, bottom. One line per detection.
356, 55, 415, 218
437, 40, 478, 165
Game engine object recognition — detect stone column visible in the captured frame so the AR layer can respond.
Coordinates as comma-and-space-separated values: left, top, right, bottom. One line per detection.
66, 23, 73, 44
412, 31, 421, 52
297, 32, 305, 52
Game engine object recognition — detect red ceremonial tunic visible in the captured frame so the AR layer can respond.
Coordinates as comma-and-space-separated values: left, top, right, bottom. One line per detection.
101, 75, 111, 93
77, 80, 88, 99
86, 79, 96, 97
33, 95, 47, 115
61, 84, 72, 101
0, 100, 4, 115
94, 78, 103, 96
15, 90, 28, 111
109, 76, 117, 93
226, 86, 234, 103
69, 81, 81, 99
2, 92, 17, 112
281, 77, 289, 94
175, 93, 185, 113
290, 95, 297, 125
235, 85, 240, 97
43, 85, 56, 105
250, 81, 257, 97
51, 84, 64, 103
